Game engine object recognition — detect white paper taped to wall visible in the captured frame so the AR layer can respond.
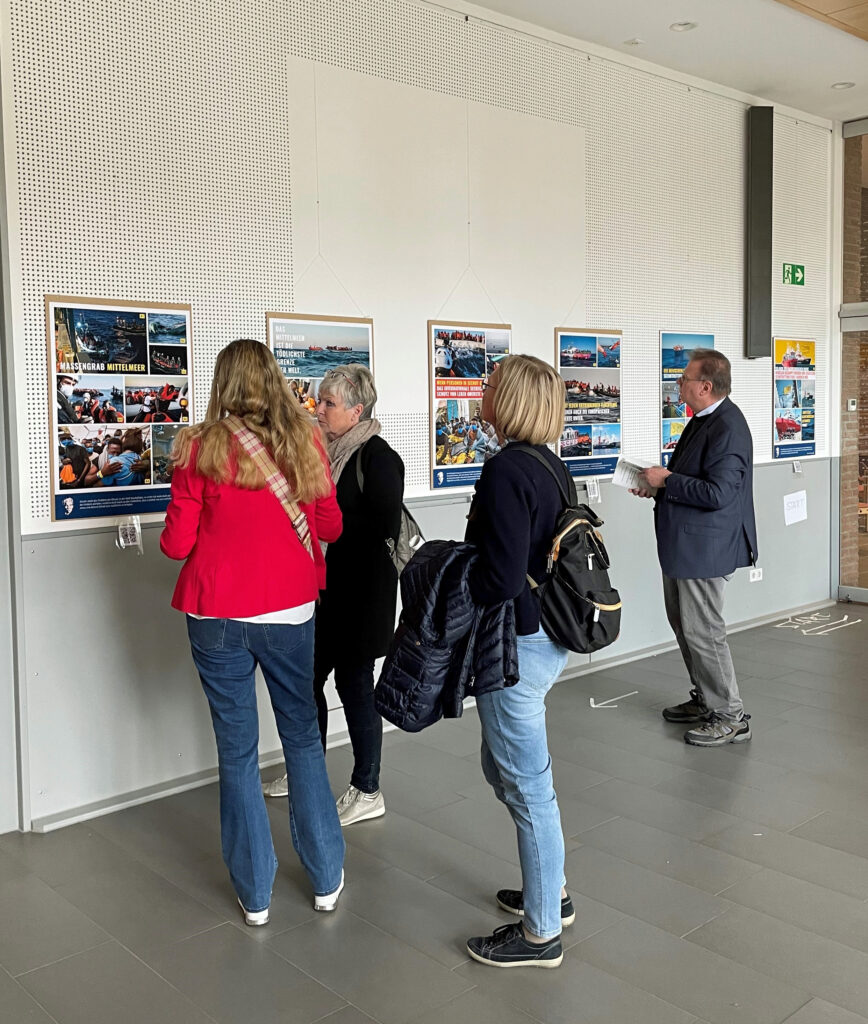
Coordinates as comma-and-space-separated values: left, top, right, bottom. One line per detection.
783, 490, 807, 526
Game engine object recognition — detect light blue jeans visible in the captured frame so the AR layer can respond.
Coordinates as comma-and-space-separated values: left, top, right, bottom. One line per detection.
476, 626, 569, 940
186, 616, 345, 912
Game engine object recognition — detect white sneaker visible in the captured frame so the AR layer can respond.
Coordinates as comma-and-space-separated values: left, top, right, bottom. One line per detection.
262, 774, 289, 798
237, 897, 269, 926
336, 785, 385, 826
313, 871, 344, 912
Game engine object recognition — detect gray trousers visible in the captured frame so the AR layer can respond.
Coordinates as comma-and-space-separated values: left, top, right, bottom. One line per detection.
662, 574, 744, 722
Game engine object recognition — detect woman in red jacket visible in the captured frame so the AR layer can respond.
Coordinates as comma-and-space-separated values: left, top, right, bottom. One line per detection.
161, 338, 345, 926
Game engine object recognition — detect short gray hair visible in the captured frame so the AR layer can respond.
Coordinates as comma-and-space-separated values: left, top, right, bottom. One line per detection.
318, 364, 377, 419
689, 349, 731, 397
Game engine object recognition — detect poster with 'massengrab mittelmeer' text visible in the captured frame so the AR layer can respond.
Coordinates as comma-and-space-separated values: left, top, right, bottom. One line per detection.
660, 331, 715, 467
49, 296, 193, 522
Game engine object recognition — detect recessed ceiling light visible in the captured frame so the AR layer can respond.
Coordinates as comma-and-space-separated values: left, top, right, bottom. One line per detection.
669, 21, 698, 32
623, 37, 645, 46
831, 81, 855, 90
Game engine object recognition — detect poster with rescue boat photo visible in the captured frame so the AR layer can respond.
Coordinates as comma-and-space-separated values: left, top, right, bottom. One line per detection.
47, 296, 194, 522
266, 313, 374, 417
429, 320, 511, 489
773, 336, 816, 460
555, 328, 622, 478
660, 330, 714, 467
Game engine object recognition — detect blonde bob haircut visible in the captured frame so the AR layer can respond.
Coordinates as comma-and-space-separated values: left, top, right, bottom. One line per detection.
493, 354, 565, 445
172, 338, 330, 502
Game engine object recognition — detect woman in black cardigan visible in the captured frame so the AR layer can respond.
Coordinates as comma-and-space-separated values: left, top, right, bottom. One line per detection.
263, 365, 404, 827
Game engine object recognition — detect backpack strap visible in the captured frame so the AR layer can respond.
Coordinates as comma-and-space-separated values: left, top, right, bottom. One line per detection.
354, 439, 369, 494
507, 443, 577, 508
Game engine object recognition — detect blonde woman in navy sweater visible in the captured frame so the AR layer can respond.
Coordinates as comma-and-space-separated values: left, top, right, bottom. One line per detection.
464, 354, 573, 969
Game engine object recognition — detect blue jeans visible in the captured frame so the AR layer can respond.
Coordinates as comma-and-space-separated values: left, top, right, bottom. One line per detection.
186, 616, 345, 912
476, 627, 569, 940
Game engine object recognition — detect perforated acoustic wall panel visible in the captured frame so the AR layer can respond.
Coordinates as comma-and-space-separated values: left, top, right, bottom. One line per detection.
7, 0, 832, 532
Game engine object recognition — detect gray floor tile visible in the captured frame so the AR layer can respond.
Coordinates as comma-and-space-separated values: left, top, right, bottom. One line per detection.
564, 845, 731, 936
267, 910, 472, 1024
423, 842, 538, 915
53, 859, 223, 954
780, 999, 868, 1024
338, 865, 503, 967
654, 769, 823, 832
410, 717, 484, 758
577, 916, 810, 1024
315, 1008, 378, 1024
17, 942, 215, 1024
142, 922, 345, 1023
703, 823, 868, 899
0, 875, 110, 976
0, 846, 34, 890
384, 742, 483, 797
790, 811, 868, 858
577, 816, 764, 893
454, 956, 697, 1024
545, 729, 687, 786
341, 808, 512, 879
0, 965, 59, 1023
688, 904, 868, 1017
718, 868, 868, 955
576, 777, 743, 841
405, 987, 537, 1024
0, 824, 132, 888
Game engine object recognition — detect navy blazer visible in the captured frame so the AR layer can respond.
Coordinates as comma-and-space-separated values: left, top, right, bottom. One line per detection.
654, 397, 758, 579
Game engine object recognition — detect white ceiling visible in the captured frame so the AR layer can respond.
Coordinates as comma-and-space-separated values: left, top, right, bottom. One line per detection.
462, 0, 868, 122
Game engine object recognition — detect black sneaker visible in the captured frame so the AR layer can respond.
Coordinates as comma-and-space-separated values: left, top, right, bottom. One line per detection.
467, 922, 563, 968
662, 687, 711, 723
496, 888, 576, 927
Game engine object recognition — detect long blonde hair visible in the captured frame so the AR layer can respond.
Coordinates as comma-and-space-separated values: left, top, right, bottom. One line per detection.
172, 339, 330, 501
493, 355, 565, 444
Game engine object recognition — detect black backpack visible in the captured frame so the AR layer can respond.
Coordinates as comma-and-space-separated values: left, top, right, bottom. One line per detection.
511, 444, 622, 654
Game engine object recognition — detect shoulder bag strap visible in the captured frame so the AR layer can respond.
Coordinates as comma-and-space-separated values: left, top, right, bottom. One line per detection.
354, 439, 369, 494
224, 415, 314, 560
508, 443, 577, 507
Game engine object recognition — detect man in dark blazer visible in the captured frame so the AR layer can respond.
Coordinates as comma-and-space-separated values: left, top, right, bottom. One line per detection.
632, 349, 758, 746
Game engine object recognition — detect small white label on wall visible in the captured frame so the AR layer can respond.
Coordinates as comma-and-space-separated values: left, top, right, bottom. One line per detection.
783, 490, 807, 526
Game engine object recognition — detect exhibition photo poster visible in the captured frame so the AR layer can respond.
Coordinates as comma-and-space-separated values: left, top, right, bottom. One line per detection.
266, 312, 374, 416
429, 320, 511, 489
773, 337, 816, 459
660, 331, 715, 467
49, 296, 193, 521
555, 328, 622, 478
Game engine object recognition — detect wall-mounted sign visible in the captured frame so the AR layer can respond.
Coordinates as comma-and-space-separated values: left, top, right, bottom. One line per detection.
773, 337, 816, 459
429, 320, 511, 489
782, 263, 805, 286
660, 331, 715, 467
49, 296, 193, 521
555, 328, 621, 478
266, 312, 374, 415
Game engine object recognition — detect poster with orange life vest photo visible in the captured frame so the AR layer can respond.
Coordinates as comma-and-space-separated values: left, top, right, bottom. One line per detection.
429, 320, 511, 489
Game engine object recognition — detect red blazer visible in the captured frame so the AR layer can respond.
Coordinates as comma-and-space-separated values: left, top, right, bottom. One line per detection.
161, 440, 341, 618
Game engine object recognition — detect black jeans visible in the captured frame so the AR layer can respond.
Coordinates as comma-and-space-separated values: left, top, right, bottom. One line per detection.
313, 640, 382, 794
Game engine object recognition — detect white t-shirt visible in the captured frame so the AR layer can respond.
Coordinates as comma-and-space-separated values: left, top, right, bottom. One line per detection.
191, 602, 315, 625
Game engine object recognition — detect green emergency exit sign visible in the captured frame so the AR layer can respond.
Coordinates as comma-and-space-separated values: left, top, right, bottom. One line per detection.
783, 263, 805, 286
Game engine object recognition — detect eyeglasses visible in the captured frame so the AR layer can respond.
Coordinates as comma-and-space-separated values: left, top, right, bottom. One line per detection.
481, 379, 497, 392
678, 375, 708, 385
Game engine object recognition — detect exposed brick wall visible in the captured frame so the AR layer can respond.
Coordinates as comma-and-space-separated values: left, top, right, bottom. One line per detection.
841, 136, 865, 586
843, 137, 863, 303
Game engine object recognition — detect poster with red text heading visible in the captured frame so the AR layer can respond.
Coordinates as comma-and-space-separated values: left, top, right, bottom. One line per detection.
429, 320, 511, 489
556, 328, 621, 478
773, 337, 815, 459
